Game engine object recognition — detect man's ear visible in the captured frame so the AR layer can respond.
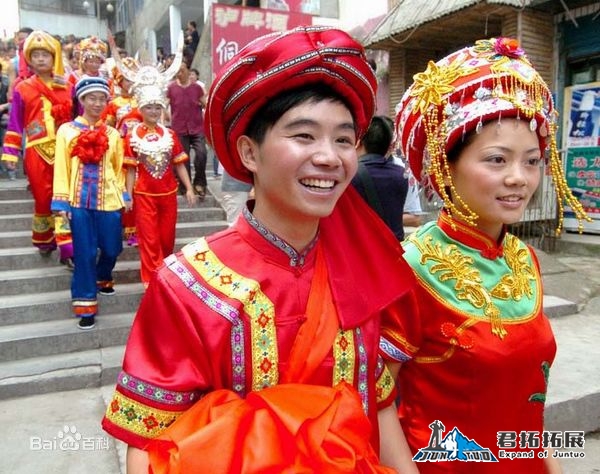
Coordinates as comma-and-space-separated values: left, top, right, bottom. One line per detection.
355, 139, 366, 156
237, 135, 259, 173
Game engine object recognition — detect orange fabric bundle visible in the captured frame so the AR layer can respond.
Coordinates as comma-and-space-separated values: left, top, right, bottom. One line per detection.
146, 383, 395, 474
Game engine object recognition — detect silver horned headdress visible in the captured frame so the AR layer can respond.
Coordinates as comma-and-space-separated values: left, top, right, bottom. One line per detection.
109, 31, 184, 108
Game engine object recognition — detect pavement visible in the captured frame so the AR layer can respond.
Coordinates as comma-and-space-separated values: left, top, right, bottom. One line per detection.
1, 175, 599, 473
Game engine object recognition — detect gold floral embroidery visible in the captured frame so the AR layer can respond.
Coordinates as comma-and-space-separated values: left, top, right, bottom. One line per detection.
375, 363, 395, 403
491, 234, 535, 301
104, 391, 184, 439
183, 239, 279, 391
35, 141, 56, 163
413, 235, 489, 309
32, 215, 54, 234
412, 234, 511, 339
333, 329, 355, 386
409, 56, 477, 114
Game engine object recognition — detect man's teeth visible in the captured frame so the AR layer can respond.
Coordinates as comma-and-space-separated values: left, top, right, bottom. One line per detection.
300, 178, 335, 188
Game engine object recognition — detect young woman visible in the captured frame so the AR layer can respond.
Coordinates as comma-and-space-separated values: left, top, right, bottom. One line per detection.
384, 37, 590, 473
52, 76, 128, 330
103, 26, 417, 474
124, 91, 196, 287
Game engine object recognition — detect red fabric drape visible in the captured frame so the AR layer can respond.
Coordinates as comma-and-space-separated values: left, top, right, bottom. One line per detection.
147, 383, 396, 474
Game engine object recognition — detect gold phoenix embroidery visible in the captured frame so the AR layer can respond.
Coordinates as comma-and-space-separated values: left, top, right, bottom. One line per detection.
409, 232, 538, 340
491, 234, 536, 301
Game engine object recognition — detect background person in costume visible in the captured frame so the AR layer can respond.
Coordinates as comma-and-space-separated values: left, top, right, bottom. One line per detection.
1, 30, 73, 264
102, 26, 418, 474
122, 64, 196, 288
52, 76, 128, 330
68, 36, 111, 117
383, 37, 590, 473
103, 57, 143, 247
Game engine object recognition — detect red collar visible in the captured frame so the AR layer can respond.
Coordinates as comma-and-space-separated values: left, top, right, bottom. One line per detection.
439, 211, 506, 260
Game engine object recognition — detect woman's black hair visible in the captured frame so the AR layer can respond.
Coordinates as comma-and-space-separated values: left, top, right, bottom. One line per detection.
244, 83, 356, 144
446, 128, 478, 164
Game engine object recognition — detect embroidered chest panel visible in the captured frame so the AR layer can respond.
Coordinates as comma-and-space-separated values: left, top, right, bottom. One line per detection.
404, 227, 541, 326
168, 238, 369, 406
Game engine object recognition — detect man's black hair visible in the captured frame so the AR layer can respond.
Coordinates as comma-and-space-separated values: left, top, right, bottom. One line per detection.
360, 115, 394, 156
245, 83, 356, 144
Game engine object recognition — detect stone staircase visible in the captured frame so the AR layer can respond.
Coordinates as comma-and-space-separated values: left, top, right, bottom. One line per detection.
0, 180, 228, 400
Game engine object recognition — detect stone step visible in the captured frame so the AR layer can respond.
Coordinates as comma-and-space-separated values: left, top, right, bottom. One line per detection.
0, 312, 133, 362
0, 345, 125, 400
0, 260, 140, 297
555, 231, 600, 257
0, 187, 31, 201
0, 188, 221, 208
543, 295, 578, 319
0, 207, 225, 231
0, 237, 199, 270
0, 199, 33, 214
0, 282, 143, 326
0, 246, 65, 270
545, 306, 600, 434
0, 220, 228, 248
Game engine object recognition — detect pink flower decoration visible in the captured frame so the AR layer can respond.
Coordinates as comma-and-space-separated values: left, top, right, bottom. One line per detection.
494, 37, 524, 59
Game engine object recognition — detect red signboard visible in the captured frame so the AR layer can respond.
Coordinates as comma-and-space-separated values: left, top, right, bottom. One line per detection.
261, 0, 320, 15
212, 4, 312, 76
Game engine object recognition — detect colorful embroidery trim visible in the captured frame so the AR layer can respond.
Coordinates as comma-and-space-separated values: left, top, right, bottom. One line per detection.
379, 336, 412, 363
105, 390, 183, 439
117, 371, 199, 405
355, 328, 369, 414
183, 238, 279, 392
375, 356, 395, 403
333, 329, 356, 386
166, 253, 247, 396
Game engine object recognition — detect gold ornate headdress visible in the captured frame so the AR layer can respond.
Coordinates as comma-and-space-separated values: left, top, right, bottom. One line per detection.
395, 37, 590, 233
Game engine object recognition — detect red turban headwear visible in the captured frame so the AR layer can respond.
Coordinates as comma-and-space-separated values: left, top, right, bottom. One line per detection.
205, 25, 378, 184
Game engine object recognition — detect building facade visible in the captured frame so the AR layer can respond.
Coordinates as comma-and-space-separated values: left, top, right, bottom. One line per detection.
363, 0, 600, 238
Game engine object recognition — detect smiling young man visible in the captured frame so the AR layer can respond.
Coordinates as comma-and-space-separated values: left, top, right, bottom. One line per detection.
103, 26, 417, 474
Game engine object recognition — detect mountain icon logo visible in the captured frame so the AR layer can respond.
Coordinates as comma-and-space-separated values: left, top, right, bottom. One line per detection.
413, 420, 499, 463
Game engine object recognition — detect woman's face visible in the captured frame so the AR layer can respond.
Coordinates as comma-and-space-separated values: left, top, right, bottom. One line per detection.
448, 118, 542, 240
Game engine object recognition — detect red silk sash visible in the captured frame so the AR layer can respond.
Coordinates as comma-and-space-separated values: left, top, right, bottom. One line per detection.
29, 76, 71, 127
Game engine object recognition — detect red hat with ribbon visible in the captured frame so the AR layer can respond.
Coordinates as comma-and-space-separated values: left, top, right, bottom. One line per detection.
204, 25, 378, 184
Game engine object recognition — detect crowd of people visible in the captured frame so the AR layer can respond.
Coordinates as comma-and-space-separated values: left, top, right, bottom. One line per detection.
0, 26, 206, 329
0, 20, 592, 474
